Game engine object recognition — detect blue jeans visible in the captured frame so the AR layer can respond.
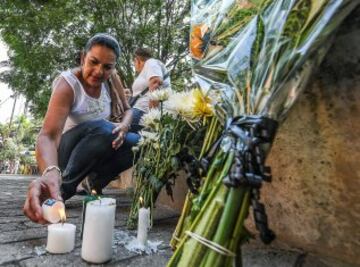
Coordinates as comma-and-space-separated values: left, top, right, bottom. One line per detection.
130, 108, 145, 133
58, 119, 140, 200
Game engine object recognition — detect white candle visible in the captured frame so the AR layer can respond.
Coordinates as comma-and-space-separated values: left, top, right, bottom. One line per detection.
46, 223, 76, 254
137, 207, 150, 246
42, 199, 66, 224
81, 198, 116, 264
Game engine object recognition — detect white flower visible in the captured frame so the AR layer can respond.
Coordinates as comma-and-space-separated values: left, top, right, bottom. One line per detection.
140, 109, 161, 130
164, 91, 195, 121
138, 130, 159, 142
149, 88, 172, 102
135, 130, 159, 149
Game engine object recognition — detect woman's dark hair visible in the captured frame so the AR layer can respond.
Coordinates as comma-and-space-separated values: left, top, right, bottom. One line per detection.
134, 47, 153, 61
85, 33, 121, 59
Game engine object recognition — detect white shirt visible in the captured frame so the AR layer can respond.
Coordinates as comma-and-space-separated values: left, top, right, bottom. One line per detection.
132, 58, 170, 112
53, 70, 111, 133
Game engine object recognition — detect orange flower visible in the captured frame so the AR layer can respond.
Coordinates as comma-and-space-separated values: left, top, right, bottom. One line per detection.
190, 24, 209, 59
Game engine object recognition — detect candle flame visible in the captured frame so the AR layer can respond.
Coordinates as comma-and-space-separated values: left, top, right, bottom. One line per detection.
59, 208, 66, 224
91, 189, 97, 196
139, 197, 144, 207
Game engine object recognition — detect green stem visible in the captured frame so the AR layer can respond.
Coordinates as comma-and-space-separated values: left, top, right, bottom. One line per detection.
199, 116, 215, 159
229, 189, 251, 247
167, 150, 235, 267
177, 196, 225, 267
202, 187, 246, 267
208, 119, 220, 151
155, 141, 161, 176
200, 149, 224, 195
203, 117, 218, 156
167, 182, 224, 267
225, 188, 251, 267
190, 148, 234, 226
170, 192, 193, 249
190, 149, 229, 221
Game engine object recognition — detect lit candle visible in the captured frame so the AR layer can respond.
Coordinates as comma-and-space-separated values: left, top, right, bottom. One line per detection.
42, 198, 66, 223
46, 223, 76, 254
137, 197, 150, 246
81, 198, 116, 264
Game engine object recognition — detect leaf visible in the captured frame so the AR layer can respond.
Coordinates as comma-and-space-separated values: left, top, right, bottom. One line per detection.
302, 0, 328, 31
149, 175, 164, 193
171, 156, 181, 170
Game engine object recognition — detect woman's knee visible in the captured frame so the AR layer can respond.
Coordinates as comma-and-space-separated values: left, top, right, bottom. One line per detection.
123, 132, 140, 148
87, 120, 116, 143
87, 119, 114, 133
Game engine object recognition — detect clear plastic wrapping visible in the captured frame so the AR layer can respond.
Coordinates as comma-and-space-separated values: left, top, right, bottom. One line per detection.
190, 0, 359, 121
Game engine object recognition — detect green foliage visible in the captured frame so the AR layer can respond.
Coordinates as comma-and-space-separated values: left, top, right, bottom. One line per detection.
12, 115, 40, 146
0, 137, 20, 161
0, 0, 191, 117
0, 115, 39, 163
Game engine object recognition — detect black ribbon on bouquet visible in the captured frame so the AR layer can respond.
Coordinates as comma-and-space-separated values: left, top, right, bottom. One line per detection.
223, 115, 278, 244
222, 116, 278, 187
180, 115, 278, 244
198, 115, 278, 244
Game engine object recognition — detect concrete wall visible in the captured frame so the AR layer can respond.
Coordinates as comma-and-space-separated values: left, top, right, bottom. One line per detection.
263, 7, 360, 265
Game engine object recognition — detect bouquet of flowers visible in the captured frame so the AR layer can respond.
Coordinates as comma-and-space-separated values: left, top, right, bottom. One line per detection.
127, 87, 220, 229
168, 0, 359, 266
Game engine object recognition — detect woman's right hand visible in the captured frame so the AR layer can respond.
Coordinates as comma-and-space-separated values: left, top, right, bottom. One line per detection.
23, 171, 62, 224
24, 75, 72, 224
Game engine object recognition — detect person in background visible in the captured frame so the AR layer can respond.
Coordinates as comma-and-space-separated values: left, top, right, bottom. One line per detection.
130, 48, 170, 132
23, 33, 139, 224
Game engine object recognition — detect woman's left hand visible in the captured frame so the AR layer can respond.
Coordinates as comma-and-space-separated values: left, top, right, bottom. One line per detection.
112, 123, 129, 150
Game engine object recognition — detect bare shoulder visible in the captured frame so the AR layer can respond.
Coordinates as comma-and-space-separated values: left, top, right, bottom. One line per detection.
52, 75, 74, 101
40, 76, 74, 136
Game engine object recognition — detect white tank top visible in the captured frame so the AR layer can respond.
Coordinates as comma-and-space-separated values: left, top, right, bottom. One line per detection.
52, 70, 111, 133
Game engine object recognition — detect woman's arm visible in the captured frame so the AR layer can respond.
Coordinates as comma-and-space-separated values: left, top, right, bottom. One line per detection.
37, 79, 73, 172
23, 78, 73, 224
